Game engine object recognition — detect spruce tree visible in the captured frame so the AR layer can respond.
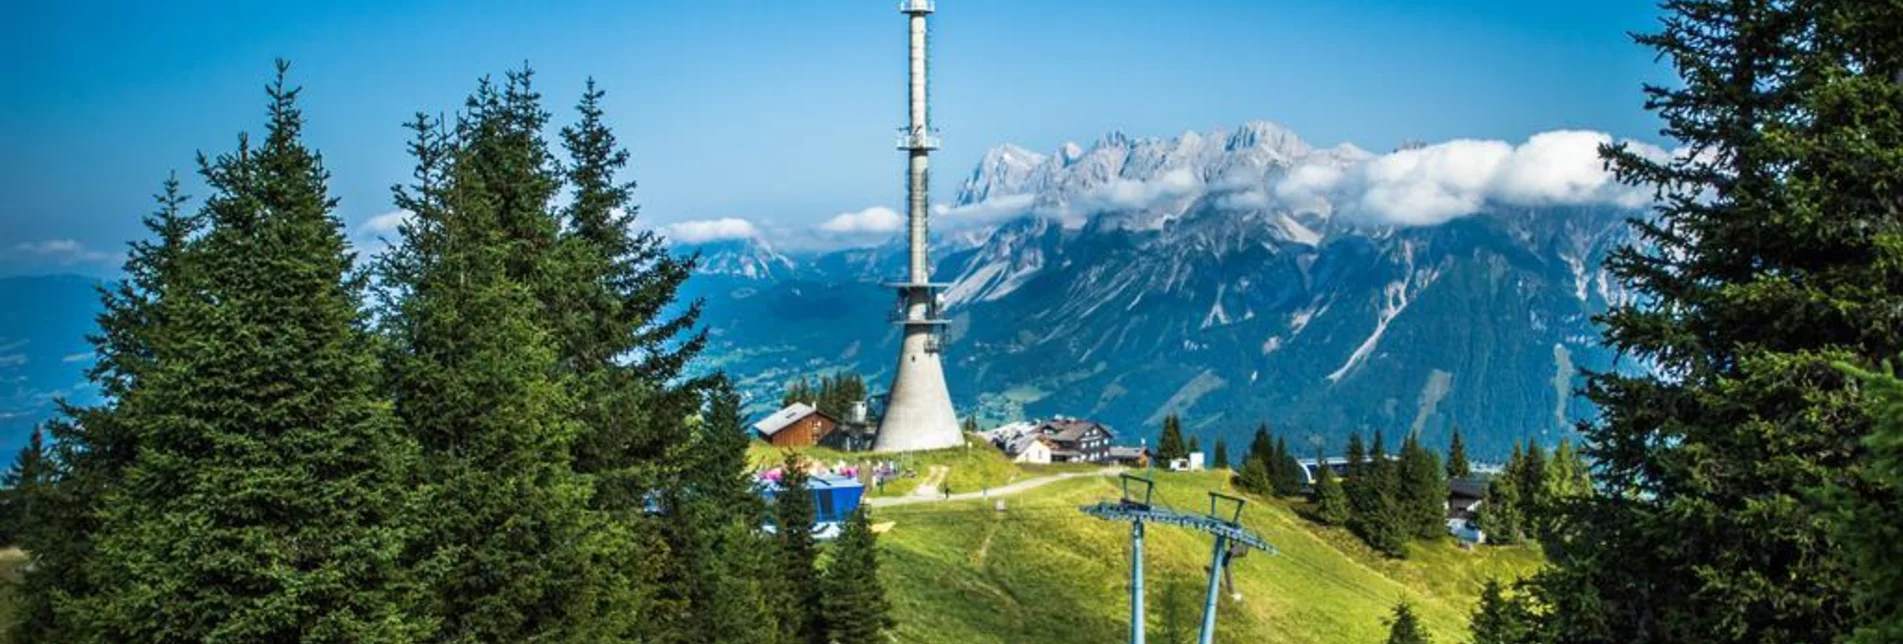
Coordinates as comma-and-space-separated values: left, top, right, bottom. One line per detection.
823, 507, 896, 643
775, 452, 826, 644
547, 77, 716, 641
1516, 0, 1903, 639
382, 73, 640, 641
1187, 434, 1201, 457
13, 174, 202, 642
1156, 414, 1188, 463
1384, 601, 1430, 644
0, 427, 50, 547
555, 76, 704, 502
1235, 456, 1273, 497
1446, 425, 1470, 480
77, 61, 420, 641
1470, 580, 1532, 644
1345, 431, 1367, 483
1273, 435, 1306, 496
1311, 464, 1351, 526
1213, 438, 1230, 470
1478, 443, 1527, 544
1827, 360, 1903, 643
670, 378, 780, 644
1352, 430, 1408, 557
1400, 433, 1449, 540
1266, 435, 1287, 493
1248, 422, 1273, 465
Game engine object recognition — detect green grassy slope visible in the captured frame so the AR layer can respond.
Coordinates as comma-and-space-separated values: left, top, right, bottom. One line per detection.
872, 471, 1543, 643
747, 435, 1030, 498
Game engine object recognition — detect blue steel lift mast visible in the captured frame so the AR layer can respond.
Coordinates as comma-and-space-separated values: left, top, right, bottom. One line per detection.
1081, 475, 1276, 644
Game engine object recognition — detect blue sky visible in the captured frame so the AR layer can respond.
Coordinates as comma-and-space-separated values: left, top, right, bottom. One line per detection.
0, 0, 1667, 276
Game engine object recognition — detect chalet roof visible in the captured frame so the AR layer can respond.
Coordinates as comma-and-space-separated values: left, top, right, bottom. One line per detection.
752, 403, 835, 437
1039, 418, 1112, 442
1002, 433, 1049, 456
1449, 478, 1487, 500
1107, 446, 1148, 459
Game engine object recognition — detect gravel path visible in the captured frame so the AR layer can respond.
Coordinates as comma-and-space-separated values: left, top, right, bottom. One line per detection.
867, 467, 1126, 507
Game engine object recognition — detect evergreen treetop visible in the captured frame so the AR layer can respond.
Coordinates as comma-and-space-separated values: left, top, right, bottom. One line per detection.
1446, 426, 1470, 480
1384, 601, 1430, 644
823, 507, 895, 644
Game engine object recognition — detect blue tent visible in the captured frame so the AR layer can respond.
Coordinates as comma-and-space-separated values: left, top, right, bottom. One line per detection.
760, 472, 866, 535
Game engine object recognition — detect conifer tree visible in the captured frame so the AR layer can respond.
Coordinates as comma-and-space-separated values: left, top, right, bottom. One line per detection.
1271, 435, 1303, 496
1478, 443, 1527, 544
1384, 601, 1430, 644
13, 174, 202, 642
554, 77, 704, 508
784, 377, 814, 407
1470, 580, 1532, 644
1446, 425, 1470, 480
381, 73, 642, 641
674, 377, 780, 643
1248, 422, 1273, 465
1827, 359, 1903, 642
1514, 0, 1903, 638
0, 427, 49, 547
823, 507, 895, 643
1400, 433, 1449, 539
775, 452, 826, 644
1213, 438, 1230, 470
1310, 463, 1351, 526
77, 61, 421, 641
1351, 430, 1407, 556
1235, 456, 1273, 497
1345, 431, 1367, 482
1187, 434, 1201, 457
1157, 414, 1188, 463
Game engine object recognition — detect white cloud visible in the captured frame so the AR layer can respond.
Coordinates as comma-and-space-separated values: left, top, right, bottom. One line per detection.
9, 239, 115, 265
819, 206, 904, 234
1081, 167, 1203, 212
1273, 130, 1656, 226
935, 194, 1038, 227
662, 218, 760, 244
350, 209, 416, 257
362, 209, 414, 234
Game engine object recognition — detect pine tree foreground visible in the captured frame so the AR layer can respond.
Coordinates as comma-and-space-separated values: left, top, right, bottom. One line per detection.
1385, 601, 1431, 644
823, 507, 896, 643
1501, 1, 1903, 640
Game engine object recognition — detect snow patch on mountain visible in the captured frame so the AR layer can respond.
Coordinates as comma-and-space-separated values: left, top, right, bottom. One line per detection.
1328, 242, 1442, 383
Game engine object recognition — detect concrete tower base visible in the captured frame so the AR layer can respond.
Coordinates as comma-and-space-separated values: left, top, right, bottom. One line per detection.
874, 325, 963, 452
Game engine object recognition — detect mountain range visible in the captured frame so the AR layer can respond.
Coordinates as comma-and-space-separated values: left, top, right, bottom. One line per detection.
679, 121, 1638, 460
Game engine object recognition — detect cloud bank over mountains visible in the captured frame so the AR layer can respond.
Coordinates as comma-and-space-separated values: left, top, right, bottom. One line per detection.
651, 122, 1673, 251
1275, 130, 1662, 225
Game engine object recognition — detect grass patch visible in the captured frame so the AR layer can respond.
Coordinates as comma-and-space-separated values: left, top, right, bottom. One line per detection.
871, 471, 1544, 643
746, 435, 1025, 497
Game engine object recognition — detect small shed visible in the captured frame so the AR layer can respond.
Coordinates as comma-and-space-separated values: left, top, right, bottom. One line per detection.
1107, 446, 1150, 468
753, 403, 840, 448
